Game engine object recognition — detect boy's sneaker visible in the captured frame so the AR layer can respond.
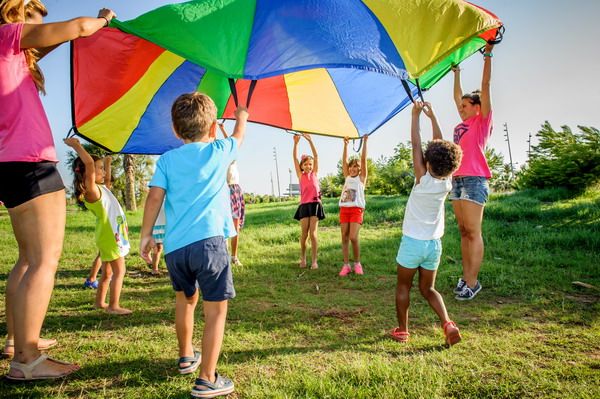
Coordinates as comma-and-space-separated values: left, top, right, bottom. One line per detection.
455, 281, 482, 301
453, 278, 467, 294
83, 279, 98, 289
353, 262, 364, 275
191, 372, 234, 398
338, 264, 352, 276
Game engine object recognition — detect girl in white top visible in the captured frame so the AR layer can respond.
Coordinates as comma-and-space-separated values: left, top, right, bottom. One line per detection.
391, 102, 463, 346
338, 136, 368, 276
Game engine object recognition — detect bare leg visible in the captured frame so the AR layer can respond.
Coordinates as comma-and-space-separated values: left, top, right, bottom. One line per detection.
349, 222, 362, 263
175, 290, 199, 367
87, 253, 101, 282
230, 218, 240, 259
197, 300, 228, 383
299, 218, 310, 267
308, 216, 319, 268
340, 223, 350, 264
395, 265, 417, 331
5, 253, 28, 349
418, 268, 450, 324
95, 262, 111, 309
151, 244, 163, 274
7, 190, 79, 378
452, 200, 485, 287
106, 257, 132, 315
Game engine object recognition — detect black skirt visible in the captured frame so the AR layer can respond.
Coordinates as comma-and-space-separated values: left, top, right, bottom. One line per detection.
294, 201, 326, 221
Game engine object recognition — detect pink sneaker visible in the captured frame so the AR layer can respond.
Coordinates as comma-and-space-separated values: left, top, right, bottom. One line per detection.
353, 262, 364, 275
338, 264, 351, 276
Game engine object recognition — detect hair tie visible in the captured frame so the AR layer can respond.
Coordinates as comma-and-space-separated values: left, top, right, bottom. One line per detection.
300, 154, 309, 161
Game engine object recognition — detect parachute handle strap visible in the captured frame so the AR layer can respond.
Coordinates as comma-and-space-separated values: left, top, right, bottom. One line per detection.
352, 137, 364, 153
401, 79, 415, 104
228, 78, 258, 108
65, 126, 76, 139
479, 25, 505, 54
415, 79, 424, 102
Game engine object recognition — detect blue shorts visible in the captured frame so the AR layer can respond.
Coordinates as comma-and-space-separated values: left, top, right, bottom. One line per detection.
449, 176, 489, 206
165, 236, 235, 301
396, 236, 442, 271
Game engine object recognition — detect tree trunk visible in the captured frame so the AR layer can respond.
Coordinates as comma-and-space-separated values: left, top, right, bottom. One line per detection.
123, 154, 137, 211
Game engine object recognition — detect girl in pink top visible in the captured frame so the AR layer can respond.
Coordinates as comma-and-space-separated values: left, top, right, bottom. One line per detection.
0, 0, 116, 381
449, 43, 495, 301
292, 133, 325, 269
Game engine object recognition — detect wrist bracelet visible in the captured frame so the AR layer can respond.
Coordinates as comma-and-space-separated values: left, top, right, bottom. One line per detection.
101, 16, 110, 27
483, 52, 493, 58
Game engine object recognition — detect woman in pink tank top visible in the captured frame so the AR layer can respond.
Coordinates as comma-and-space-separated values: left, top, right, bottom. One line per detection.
448, 43, 495, 301
0, 0, 116, 381
292, 134, 325, 269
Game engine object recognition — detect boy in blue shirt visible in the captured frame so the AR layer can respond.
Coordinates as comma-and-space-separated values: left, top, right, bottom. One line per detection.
141, 92, 248, 398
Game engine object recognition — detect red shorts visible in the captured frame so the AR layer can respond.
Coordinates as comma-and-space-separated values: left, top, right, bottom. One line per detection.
339, 206, 364, 224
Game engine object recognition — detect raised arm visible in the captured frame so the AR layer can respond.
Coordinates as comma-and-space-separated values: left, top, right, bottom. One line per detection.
63, 137, 101, 203
451, 66, 463, 114
103, 155, 112, 189
292, 134, 302, 180
480, 43, 494, 118
410, 102, 427, 183
230, 106, 249, 147
140, 187, 166, 264
303, 134, 318, 174
422, 103, 443, 141
342, 137, 349, 177
20, 8, 116, 50
218, 123, 229, 138
360, 135, 368, 184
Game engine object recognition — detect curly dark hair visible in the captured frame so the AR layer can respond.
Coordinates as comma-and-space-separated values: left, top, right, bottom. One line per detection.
424, 139, 463, 178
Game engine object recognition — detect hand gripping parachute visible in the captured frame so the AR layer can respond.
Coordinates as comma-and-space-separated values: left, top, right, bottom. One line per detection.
70, 0, 502, 154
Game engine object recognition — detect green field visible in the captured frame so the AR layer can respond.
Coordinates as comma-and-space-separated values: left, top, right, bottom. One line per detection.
0, 188, 599, 398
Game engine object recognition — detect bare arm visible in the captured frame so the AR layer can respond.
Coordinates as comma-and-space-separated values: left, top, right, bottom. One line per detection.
410, 103, 427, 183
140, 187, 166, 264
218, 123, 229, 138
292, 135, 302, 180
230, 106, 249, 147
342, 137, 349, 177
34, 44, 60, 60
304, 134, 318, 174
20, 9, 116, 49
480, 43, 494, 118
422, 103, 443, 140
103, 155, 112, 189
360, 135, 368, 184
63, 137, 100, 203
452, 66, 463, 114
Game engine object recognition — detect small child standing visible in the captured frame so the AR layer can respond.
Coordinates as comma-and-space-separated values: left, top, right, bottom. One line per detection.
149, 201, 166, 275
292, 133, 325, 269
338, 136, 368, 276
140, 92, 248, 398
64, 138, 132, 315
390, 102, 463, 346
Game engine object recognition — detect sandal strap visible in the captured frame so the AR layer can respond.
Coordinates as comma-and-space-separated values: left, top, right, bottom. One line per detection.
443, 321, 457, 332
10, 354, 48, 379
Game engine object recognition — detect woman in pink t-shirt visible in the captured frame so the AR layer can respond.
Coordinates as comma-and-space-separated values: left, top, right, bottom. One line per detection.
449, 43, 495, 301
292, 133, 325, 269
0, 0, 115, 381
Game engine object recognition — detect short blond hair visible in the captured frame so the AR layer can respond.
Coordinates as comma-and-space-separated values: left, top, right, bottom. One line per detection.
171, 92, 217, 140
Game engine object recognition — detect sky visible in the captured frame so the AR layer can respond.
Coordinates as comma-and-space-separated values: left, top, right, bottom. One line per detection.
36, 0, 600, 195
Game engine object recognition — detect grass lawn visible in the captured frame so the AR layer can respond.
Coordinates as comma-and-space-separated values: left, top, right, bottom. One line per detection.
0, 188, 599, 398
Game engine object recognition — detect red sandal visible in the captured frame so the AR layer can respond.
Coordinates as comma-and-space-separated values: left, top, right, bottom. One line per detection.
443, 321, 461, 346
389, 327, 410, 343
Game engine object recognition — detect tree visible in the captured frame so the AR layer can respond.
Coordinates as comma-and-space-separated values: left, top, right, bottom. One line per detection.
485, 147, 514, 192
123, 154, 137, 211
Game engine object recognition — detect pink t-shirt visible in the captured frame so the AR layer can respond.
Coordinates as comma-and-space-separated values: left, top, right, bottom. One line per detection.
0, 23, 57, 162
299, 172, 321, 204
453, 111, 493, 178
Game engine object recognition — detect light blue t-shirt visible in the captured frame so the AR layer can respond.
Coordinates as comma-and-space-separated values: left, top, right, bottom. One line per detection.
150, 137, 237, 254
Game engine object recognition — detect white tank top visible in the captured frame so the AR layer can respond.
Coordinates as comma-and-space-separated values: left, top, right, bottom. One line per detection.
339, 175, 366, 208
227, 161, 239, 185
402, 172, 452, 240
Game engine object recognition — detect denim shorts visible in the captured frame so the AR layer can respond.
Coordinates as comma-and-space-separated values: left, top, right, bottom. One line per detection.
449, 176, 489, 206
165, 236, 235, 301
396, 236, 442, 271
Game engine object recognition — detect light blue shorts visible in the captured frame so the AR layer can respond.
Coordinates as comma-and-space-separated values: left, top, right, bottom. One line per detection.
396, 236, 442, 271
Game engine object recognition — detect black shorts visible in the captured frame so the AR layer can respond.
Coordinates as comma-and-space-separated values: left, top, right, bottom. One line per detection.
294, 201, 326, 221
165, 236, 235, 301
0, 162, 64, 208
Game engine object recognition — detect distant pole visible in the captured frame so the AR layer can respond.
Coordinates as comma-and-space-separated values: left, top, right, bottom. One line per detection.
527, 132, 532, 159
288, 168, 292, 197
503, 122, 515, 177
270, 172, 275, 196
273, 147, 281, 199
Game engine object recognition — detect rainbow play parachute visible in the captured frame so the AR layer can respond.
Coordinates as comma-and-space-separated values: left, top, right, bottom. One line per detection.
71, 0, 502, 154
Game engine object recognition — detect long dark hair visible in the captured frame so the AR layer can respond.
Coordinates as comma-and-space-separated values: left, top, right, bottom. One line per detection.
72, 155, 100, 207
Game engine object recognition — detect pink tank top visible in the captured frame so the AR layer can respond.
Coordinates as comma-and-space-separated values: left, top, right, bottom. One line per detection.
453, 111, 493, 178
299, 172, 321, 204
